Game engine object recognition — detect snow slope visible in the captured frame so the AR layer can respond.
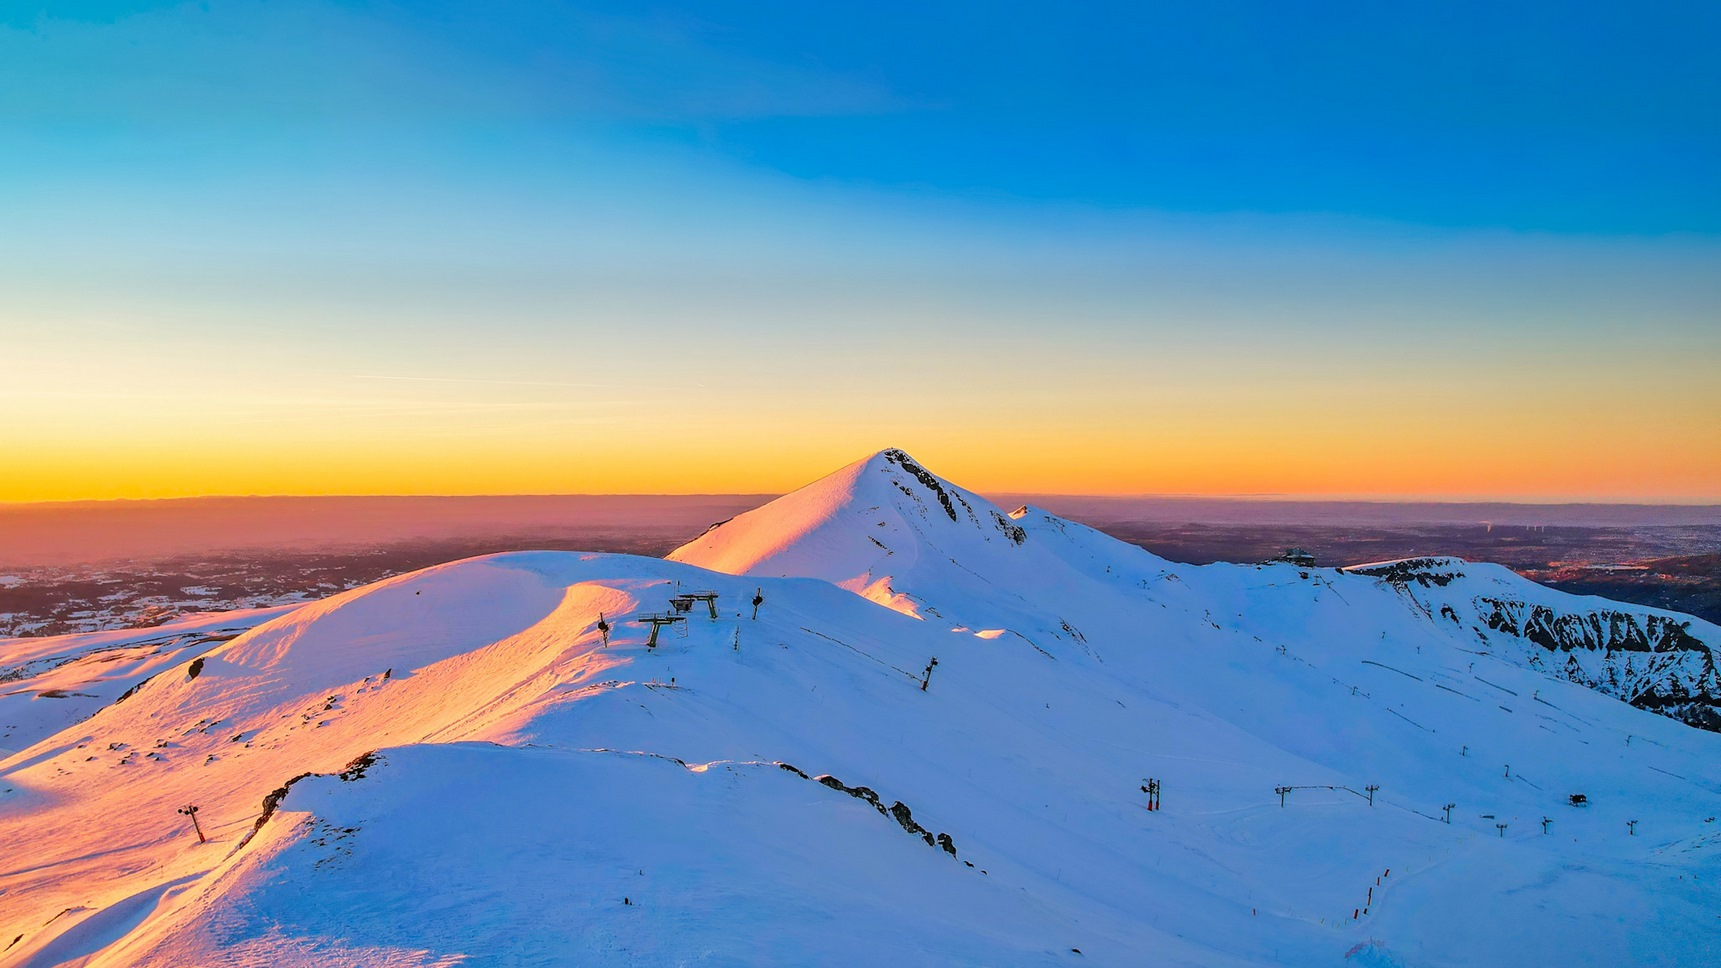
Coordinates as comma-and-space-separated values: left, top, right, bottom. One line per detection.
2, 450, 1718, 967
0, 607, 298, 761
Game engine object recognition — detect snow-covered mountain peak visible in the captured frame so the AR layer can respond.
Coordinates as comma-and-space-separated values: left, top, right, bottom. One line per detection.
675, 452, 1721, 729
669, 448, 1031, 598
669, 449, 1177, 642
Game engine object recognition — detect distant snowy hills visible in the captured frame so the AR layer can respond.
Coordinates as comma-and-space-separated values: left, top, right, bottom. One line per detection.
2, 449, 1718, 967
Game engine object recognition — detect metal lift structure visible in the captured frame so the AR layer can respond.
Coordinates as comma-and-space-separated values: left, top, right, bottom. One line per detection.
634, 613, 687, 649
669, 590, 720, 619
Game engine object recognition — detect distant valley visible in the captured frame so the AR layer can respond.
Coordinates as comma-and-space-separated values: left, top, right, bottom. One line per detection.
4, 497, 1717, 638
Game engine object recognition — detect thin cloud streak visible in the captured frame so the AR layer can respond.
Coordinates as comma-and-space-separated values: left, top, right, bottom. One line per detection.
353, 374, 615, 390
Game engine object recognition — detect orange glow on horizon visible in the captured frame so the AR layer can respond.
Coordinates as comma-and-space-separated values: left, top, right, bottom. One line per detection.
7, 314, 1718, 505
8, 417, 1720, 505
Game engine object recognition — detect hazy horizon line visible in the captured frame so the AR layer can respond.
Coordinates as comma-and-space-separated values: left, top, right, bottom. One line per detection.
4, 492, 1719, 510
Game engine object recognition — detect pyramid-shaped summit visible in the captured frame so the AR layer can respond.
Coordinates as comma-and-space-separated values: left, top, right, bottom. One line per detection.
669, 448, 1033, 589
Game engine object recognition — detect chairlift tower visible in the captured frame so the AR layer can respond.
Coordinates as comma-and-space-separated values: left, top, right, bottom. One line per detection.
670, 590, 721, 619
634, 613, 687, 649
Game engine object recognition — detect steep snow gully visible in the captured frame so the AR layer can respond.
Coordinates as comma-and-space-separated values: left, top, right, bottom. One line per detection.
2, 449, 1718, 966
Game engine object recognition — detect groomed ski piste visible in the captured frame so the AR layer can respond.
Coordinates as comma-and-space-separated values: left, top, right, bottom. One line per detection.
2, 450, 1717, 967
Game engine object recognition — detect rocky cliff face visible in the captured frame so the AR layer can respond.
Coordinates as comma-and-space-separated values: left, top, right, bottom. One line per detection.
1346, 557, 1721, 732
1474, 597, 1721, 730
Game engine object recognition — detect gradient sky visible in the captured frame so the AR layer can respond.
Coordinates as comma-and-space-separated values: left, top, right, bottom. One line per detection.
4, 1, 1719, 502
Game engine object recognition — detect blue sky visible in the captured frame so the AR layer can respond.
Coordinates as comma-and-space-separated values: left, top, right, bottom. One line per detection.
3, 1, 1719, 500
9, 1, 1717, 229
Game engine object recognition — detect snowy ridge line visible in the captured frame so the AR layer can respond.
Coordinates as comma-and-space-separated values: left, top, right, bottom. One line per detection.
544, 746, 797, 774
235, 744, 799, 856
232, 750, 380, 856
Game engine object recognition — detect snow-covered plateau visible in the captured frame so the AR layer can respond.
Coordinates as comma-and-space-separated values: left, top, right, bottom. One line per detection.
2, 449, 1717, 966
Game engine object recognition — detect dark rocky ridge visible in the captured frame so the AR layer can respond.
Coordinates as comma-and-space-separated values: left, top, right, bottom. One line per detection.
1354, 558, 1721, 733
